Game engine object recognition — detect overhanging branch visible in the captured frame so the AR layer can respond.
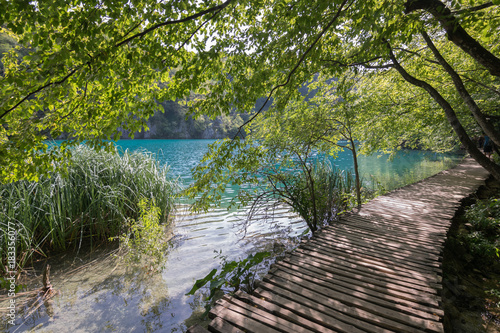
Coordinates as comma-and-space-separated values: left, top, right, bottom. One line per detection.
405, 0, 500, 76
1, 0, 236, 121
233, 0, 350, 139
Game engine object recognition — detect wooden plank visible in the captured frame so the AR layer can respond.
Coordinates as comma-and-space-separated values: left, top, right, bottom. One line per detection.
205, 158, 487, 333
257, 281, 442, 333
270, 264, 442, 320
324, 226, 442, 262
364, 196, 461, 212
338, 217, 446, 248
341, 214, 447, 240
351, 210, 450, 233
311, 232, 442, 269
334, 222, 443, 257
309, 233, 442, 271
290, 249, 441, 293
356, 211, 452, 229
283, 255, 441, 303
254, 286, 400, 333
360, 204, 455, 221
356, 201, 453, 220
276, 259, 442, 309
187, 324, 211, 333
262, 275, 443, 331
210, 301, 283, 333
297, 244, 442, 284
218, 297, 313, 333
303, 237, 442, 277
208, 317, 246, 333
233, 291, 348, 333
369, 199, 461, 217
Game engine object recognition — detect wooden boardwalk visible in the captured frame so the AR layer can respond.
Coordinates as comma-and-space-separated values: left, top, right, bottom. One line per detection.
190, 158, 490, 333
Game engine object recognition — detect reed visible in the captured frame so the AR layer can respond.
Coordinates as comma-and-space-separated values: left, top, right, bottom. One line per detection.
261, 159, 364, 232
0, 145, 179, 273
296, 160, 362, 227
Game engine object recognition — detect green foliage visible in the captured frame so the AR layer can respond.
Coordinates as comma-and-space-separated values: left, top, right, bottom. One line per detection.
0, 276, 25, 293
461, 198, 500, 266
186, 137, 267, 212
250, 159, 363, 232
2, 0, 499, 185
111, 198, 171, 271
188, 135, 364, 233
486, 289, 500, 308
0, 145, 178, 273
352, 70, 462, 155
186, 250, 271, 313
188, 77, 369, 232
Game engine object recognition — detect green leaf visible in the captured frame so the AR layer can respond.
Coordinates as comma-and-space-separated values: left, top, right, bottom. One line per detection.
185, 268, 218, 296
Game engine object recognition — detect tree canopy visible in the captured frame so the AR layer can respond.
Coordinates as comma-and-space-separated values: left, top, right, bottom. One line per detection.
1, 0, 500, 183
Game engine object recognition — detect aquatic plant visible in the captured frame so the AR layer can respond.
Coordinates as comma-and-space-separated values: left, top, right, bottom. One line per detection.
366, 157, 460, 194
111, 197, 171, 271
279, 160, 362, 229
186, 250, 271, 314
246, 159, 366, 233
0, 145, 179, 274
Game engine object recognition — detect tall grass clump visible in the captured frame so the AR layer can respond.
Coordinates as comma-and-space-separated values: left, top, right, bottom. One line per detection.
0, 145, 179, 273
286, 160, 363, 231
249, 159, 366, 233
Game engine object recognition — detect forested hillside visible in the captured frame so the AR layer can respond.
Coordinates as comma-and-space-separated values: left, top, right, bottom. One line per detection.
122, 101, 249, 139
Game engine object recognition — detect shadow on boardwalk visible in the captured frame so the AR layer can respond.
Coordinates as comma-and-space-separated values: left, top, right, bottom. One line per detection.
190, 157, 490, 333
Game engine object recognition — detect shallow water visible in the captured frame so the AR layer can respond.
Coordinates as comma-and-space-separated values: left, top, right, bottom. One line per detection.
1, 140, 463, 332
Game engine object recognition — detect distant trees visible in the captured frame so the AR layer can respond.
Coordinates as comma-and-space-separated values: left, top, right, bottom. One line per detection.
127, 101, 247, 139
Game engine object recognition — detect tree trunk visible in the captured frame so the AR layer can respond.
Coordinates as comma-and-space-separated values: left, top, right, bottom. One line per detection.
421, 31, 500, 147
405, 0, 500, 77
349, 138, 362, 207
388, 46, 500, 180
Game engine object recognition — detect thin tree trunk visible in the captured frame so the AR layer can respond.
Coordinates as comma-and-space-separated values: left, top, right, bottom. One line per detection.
388, 45, 500, 180
297, 151, 318, 232
421, 31, 500, 147
349, 138, 362, 207
42, 264, 53, 292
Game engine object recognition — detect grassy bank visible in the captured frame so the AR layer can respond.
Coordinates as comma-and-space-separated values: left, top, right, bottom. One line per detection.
0, 145, 179, 274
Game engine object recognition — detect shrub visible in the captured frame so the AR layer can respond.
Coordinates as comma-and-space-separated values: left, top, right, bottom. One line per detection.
283, 160, 361, 230
112, 198, 171, 271
461, 198, 500, 266
186, 250, 271, 314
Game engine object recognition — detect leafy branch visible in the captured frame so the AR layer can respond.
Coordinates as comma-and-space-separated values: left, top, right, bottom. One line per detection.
234, 0, 351, 138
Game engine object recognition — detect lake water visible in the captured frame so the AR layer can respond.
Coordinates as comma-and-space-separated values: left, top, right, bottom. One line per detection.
1, 140, 463, 332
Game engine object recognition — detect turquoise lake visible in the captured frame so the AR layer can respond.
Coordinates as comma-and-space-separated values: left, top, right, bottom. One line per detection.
115, 139, 460, 183
2, 139, 463, 332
